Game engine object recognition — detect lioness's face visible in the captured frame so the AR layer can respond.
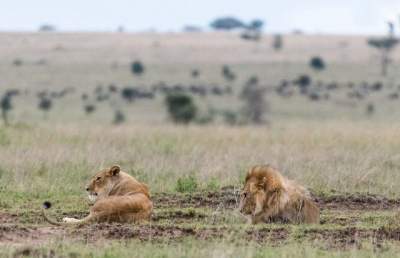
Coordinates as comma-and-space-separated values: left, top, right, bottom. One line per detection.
85, 165, 120, 203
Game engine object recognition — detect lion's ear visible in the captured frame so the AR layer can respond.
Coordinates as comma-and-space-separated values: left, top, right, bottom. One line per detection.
256, 176, 267, 189
109, 165, 121, 176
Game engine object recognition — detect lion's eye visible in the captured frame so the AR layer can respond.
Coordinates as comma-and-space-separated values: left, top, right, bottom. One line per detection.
96, 177, 101, 181
243, 192, 248, 198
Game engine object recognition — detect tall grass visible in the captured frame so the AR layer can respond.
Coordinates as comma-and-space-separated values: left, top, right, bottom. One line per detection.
1, 120, 399, 199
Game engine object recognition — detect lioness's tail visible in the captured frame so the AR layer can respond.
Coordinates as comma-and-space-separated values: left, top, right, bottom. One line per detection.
41, 201, 65, 226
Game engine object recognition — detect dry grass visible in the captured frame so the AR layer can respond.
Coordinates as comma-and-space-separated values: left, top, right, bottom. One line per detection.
1, 120, 399, 197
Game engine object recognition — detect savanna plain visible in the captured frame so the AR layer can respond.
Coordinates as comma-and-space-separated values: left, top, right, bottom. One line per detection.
1, 32, 400, 257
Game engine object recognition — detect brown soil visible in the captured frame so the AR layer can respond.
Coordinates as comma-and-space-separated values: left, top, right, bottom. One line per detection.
153, 187, 400, 211
2, 190, 400, 250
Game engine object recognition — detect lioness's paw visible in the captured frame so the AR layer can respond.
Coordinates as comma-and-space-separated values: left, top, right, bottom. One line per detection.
62, 217, 80, 223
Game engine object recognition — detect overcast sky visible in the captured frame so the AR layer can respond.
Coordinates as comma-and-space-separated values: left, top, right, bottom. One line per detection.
0, 0, 399, 34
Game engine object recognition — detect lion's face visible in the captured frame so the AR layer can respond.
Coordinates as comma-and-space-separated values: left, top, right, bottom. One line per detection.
238, 181, 266, 215
85, 165, 120, 203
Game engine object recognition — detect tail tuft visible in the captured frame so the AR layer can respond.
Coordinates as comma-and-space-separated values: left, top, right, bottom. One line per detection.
43, 201, 52, 209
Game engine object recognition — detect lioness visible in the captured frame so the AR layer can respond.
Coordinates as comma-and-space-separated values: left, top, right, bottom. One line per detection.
239, 165, 319, 224
42, 165, 153, 225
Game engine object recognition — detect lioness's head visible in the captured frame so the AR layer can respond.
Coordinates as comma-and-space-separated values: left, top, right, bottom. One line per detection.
238, 165, 283, 215
85, 165, 121, 203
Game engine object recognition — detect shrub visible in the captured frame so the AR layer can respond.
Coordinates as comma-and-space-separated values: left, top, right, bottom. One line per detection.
222, 110, 239, 125
175, 175, 198, 193
273, 34, 283, 51
310, 56, 326, 71
131, 61, 145, 76
113, 110, 126, 124
13, 59, 23, 66
38, 97, 52, 119
165, 93, 197, 124
222, 65, 236, 81
191, 69, 200, 78
121, 87, 136, 102
0, 95, 12, 126
84, 104, 96, 115
240, 76, 268, 124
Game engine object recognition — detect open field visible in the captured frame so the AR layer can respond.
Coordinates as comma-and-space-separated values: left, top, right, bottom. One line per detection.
1, 32, 400, 257
2, 32, 400, 124
1, 122, 400, 257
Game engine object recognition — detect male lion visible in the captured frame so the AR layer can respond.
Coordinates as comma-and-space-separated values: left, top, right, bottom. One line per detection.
239, 165, 319, 224
42, 165, 153, 225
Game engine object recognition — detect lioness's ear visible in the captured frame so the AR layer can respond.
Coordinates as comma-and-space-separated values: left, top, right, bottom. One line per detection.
109, 165, 121, 176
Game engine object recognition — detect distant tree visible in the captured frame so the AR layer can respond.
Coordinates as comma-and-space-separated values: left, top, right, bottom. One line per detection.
39, 24, 56, 32
367, 22, 399, 76
165, 93, 197, 124
210, 17, 245, 31
294, 74, 312, 94
121, 87, 136, 102
240, 76, 268, 124
0, 92, 15, 126
222, 65, 236, 81
38, 97, 52, 119
309, 56, 326, 71
247, 19, 264, 31
131, 61, 145, 76
272, 34, 283, 51
183, 25, 202, 33
240, 18, 264, 42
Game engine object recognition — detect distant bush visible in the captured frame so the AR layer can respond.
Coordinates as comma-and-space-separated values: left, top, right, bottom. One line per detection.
222, 110, 239, 125
165, 93, 197, 124
113, 110, 126, 124
310, 56, 326, 71
240, 76, 268, 124
210, 17, 245, 30
121, 87, 136, 102
175, 175, 198, 193
247, 19, 264, 31
131, 61, 145, 76
39, 24, 56, 32
191, 69, 200, 78
0, 94, 12, 126
273, 34, 283, 51
84, 104, 96, 115
294, 74, 312, 94
13, 59, 23, 66
240, 31, 261, 41
38, 97, 52, 118
222, 65, 236, 81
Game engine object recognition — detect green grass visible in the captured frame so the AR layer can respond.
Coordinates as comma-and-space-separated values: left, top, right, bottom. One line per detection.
2, 240, 400, 258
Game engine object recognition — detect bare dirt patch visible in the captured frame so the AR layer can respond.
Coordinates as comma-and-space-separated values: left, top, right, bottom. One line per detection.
2, 190, 400, 250
153, 188, 400, 211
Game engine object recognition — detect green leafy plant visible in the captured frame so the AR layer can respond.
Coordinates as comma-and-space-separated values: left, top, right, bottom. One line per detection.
175, 175, 198, 193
